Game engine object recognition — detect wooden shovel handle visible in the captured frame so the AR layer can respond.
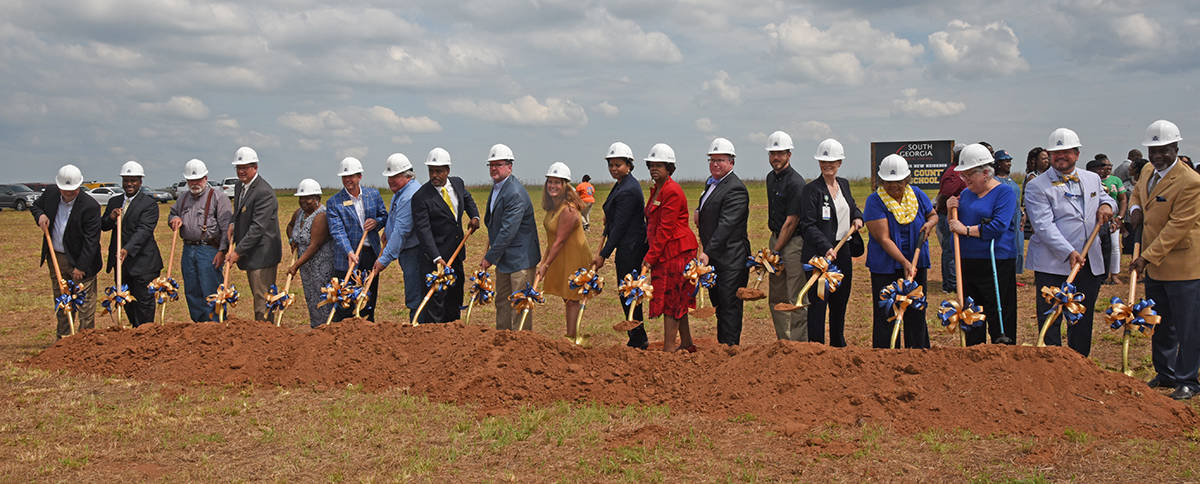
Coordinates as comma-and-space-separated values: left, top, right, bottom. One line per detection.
1066, 220, 1105, 283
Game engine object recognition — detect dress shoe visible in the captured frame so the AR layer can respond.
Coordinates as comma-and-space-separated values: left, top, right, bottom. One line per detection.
1170, 386, 1197, 401
994, 335, 1014, 345
1148, 376, 1174, 388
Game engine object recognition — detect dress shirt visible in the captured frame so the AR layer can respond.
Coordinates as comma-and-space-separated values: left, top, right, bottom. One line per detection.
53, 196, 75, 252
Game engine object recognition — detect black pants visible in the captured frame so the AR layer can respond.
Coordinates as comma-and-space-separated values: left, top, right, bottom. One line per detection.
416, 252, 465, 324
1034, 268, 1101, 355
614, 249, 647, 348
120, 270, 157, 327
1148, 277, 1200, 390
1100, 224, 1113, 277
807, 252, 853, 347
333, 246, 380, 322
870, 268, 930, 349
961, 258, 1017, 346
712, 264, 749, 345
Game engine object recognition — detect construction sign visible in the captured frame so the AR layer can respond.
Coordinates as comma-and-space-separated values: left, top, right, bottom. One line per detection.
870, 140, 955, 190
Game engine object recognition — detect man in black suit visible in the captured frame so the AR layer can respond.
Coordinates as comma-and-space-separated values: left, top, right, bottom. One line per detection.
32, 164, 102, 337
695, 137, 751, 345
223, 146, 283, 321
592, 142, 650, 349
100, 161, 163, 326
411, 149, 480, 323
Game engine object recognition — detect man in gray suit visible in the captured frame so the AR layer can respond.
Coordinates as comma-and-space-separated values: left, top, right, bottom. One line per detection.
1025, 128, 1114, 356
696, 137, 751, 345
479, 143, 541, 331
223, 146, 283, 321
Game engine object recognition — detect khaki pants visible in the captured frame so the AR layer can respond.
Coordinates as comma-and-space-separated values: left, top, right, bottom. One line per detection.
495, 266, 536, 331
768, 233, 807, 341
48, 252, 97, 337
245, 266, 277, 321
580, 202, 593, 229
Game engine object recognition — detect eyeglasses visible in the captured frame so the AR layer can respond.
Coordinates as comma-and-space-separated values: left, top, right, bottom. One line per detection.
486, 162, 508, 168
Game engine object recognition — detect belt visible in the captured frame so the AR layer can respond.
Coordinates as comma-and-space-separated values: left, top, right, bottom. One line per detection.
183, 239, 218, 247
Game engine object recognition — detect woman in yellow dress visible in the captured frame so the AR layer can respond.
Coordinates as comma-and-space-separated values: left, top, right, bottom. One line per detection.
535, 162, 592, 342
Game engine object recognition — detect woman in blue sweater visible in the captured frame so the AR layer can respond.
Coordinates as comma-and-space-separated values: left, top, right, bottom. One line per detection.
946, 144, 1018, 346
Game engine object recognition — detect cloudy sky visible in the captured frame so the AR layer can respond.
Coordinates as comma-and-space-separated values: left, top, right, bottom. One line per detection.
2, 0, 1196, 188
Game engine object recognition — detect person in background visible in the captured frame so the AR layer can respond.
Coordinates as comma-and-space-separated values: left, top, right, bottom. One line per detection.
169, 159, 233, 322
935, 145, 966, 292
1088, 154, 1127, 285
1022, 147, 1050, 241
593, 142, 650, 349
1180, 155, 1194, 171
536, 162, 591, 342
575, 174, 595, 231
947, 144, 1018, 346
325, 157, 387, 322
101, 161, 163, 326
1123, 155, 1148, 256
642, 143, 699, 352
799, 138, 864, 347
225, 146, 283, 322
993, 150, 1024, 277
33, 164, 101, 337
1113, 149, 1142, 186
864, 154, 936, 348
285, 179, 333, 328
695, 137, 750, 346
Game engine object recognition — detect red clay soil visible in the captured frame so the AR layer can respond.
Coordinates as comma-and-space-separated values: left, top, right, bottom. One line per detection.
28, 319, 1198, 439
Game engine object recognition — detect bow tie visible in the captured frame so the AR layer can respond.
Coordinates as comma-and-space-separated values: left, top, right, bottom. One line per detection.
706, 176, 717, 187
1060, 174, 1079, 183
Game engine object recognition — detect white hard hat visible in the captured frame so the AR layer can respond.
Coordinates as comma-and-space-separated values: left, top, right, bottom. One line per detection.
1046, 128, 1081, 152
545, 161, 572, 181
183, 159, 208, 180
1142, 119, 1183, 147
383, 153, 413, 176
877, 154, 911, 181
295, 178, 322, 197
337, 157, 364, 177
120, 160, 145, 177
605, 141, 634, 160
644, 143, 677, 164
56, 164, 83, 191
487, 143, 514, 162
233, 146, 259, 165
814, 138, 845, 161
425, 147, 452, 166
708, 137, 736, 156
765, 131, 794, 151
954, 143, 995, 172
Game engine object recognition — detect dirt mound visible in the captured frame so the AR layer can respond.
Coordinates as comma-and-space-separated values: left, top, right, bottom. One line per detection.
28, 319, 1197, 438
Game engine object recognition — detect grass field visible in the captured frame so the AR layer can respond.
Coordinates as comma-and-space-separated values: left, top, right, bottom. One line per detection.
2, 176, 1199, 481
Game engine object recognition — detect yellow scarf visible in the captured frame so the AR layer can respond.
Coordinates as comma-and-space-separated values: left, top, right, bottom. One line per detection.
877, 185, 918, 225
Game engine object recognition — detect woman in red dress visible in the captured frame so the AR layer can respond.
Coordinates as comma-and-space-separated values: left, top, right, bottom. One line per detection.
641, 143, 699, 352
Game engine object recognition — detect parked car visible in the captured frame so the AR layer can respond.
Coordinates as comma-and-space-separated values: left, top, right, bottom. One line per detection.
221, 177, 238, 199
20, 182, 52, 193
144, 188, 173, 203
82, 181, 116, 190
0, 184, 39, 211
87, 186, 120, 205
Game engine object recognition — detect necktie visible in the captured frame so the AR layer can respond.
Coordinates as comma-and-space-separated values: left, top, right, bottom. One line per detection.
441, 186, 454, 212
1149, 172, 1161, 194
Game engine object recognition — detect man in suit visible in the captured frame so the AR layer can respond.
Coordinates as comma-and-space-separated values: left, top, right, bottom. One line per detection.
593, 142, 650, 349
224, 146, 283, 322
326, 156, 387, 322
478, 143, 541, 331
696, 137, 751, 345
411, 148, 480, 324
32, 164, 102, 337
1129, 120, 1200, 400
763, 131, 808, 341
100, 161, 163, 327
373, 153, 423, 322
1025, 128, 1115, 356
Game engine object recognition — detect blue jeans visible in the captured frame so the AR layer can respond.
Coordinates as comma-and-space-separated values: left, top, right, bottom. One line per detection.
936, 215, 956, 291
396, 246, 424, 322
180, 244, 221, 322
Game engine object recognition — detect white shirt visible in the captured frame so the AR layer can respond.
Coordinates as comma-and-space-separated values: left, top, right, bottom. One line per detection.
53, 196, 75, 252
348, 189, 365, 225
438, 183, 458, 215
833, 189, 850, 240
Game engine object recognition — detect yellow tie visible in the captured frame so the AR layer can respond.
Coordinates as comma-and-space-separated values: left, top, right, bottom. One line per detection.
441, 186, 453, 212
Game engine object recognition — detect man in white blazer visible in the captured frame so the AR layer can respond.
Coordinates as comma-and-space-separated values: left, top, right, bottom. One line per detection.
1025, 128, 1115, 356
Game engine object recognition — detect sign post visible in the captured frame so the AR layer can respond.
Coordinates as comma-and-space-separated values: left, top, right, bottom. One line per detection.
870, 140, 955, 190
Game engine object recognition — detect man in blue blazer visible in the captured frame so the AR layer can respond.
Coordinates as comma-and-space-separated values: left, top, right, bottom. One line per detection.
412, 148, 480, 324
373, 153, 423, 322
1025, 128, 1115, 356
326, 156, 388, 322
478, 144, 541, 330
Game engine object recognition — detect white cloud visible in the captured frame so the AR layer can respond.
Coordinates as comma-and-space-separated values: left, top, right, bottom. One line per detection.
362, 106, 442, 133
765, 17, 923, 85
298, 138, 322, 151
278, 110, 350, 138
236, 131, 280, 149
928, 20, 1029, 79
701, 70, 741, 105
695, 117, 716, 133
593, 101, 620, 118
747, 120, 831, 147
526, 8, 682, 63
891, 89, 966, 118
214, 117, 239, 130
437, 95, 589, 128
137, 96, 210, 120
1112, 13, 1162, 49
338, 146, 369, 160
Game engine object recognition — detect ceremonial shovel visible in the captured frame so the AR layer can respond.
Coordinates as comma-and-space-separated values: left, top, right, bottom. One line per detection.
321, 230, 369, 327
212, 230, 238, 323
271, 247, 298, 326
411, 228, 474, 325
772, 229, 856, 312
736, 248, 778, 300
102, 210, 132, 328
612, 267, 651, 332
43, 226, 76, 335
1035, 221, 1103, 347
514, 275, 544, 332
886, 228, 929, 349
150, 227, 180, 323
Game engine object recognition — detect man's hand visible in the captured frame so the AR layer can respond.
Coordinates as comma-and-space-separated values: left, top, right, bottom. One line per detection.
592, 254, 605, 269
1097, 203, 1114, 225
1130, 256, 1148, 274
468, 217, 480, 232
1128, 208, 1143, 227
825, 248, 836, 260
479, 257, 492, 271
169, 218, 183, 231
347, 252, 359, 267
697, 251, 709, 265
213, 251, 225, 269
109, 207, 122, 220
945, 196, 959, 211
363, 218, 378, 232
227, 250, 240, 265
435, 257, 446, 270
118, 248, 127, 263
69, 268, 84, 280
38, 214, 50, 231
371, 261, 385, 275
1068, 250, 1086, 268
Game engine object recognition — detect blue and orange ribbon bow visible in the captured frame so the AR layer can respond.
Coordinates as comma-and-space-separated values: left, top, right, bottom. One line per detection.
939, 296, 985, 332
879, 279, 927, 322
264, 284, 294, 312
509, 283, 545, 312
683, 259, 715, 296
746, 248, 781, 274
569, 267, 604, 297
206, 283, 238, 316
1040, 282, 1087, 325
146, 276, 180, 304
425, 265, 457, 293
1105, 296, 1161, 334
465, 270, 495, 307
101, 284, 135, 315
55, 279, 87, 314
618, 270, 654, 307
802, 256, 844, 300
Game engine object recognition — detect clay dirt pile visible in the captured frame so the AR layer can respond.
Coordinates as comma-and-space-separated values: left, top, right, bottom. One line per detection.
28, 319, 1197, 438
